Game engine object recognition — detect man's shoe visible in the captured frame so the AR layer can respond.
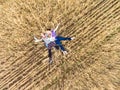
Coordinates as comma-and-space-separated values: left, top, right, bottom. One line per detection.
62, 51, 68, 55
71, 37, 75, 40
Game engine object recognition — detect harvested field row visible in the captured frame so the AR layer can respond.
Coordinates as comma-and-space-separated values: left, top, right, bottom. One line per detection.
0, 0, 120, 90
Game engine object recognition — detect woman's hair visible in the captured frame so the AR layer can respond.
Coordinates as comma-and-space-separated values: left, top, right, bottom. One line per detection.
41, 30, 51, 38
46, 31, 51, 37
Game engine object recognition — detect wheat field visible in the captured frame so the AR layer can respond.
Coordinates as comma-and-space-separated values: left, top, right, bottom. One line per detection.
0, 0, 120, 90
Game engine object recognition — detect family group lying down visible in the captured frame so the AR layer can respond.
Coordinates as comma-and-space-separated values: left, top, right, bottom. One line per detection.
34, 23, 74, 64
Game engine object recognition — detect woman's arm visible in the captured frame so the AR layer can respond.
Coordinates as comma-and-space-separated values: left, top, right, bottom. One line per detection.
34, 36, 42, 42
54, 23, 60, 32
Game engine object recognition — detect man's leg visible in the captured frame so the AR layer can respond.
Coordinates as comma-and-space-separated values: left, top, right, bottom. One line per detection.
54, 45, 59, 50
59, 45, 66, 51
56, 44, 67, 55
56, 36, 72, 41
55, 36, 71, 45
55, 36, 74, 55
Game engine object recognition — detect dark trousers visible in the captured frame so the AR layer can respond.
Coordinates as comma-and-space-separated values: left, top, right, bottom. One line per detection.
47, 42, 56, 61
48, 49, 52, 59
48, 36, 71, 61
55, 36, 71, 51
